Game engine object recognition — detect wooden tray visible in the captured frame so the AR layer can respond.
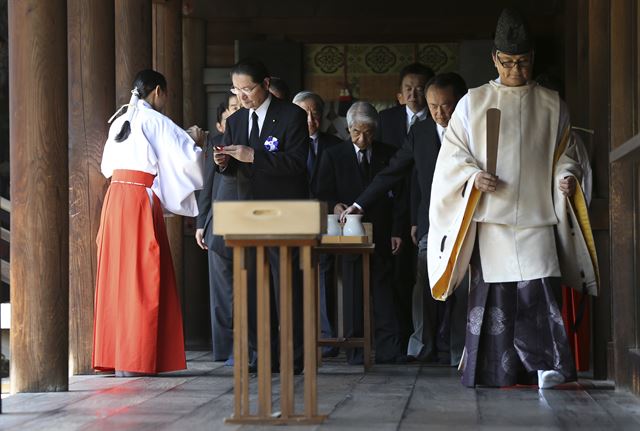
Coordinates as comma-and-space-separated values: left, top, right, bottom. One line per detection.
320, 235, 369, 244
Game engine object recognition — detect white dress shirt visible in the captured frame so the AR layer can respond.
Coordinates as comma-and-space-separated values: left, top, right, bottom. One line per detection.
352, 143, 371, 163
406, 106, 428, 132
436, 123, 446, 143
248, 94, 272, 137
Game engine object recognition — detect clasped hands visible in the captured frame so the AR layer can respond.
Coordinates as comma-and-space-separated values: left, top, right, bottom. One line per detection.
474, 171, 576, 197
335, 203, 402, 255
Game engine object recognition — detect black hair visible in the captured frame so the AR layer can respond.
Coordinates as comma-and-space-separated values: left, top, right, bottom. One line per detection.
216, 101, 228, 124
114, 69, 167, 142
269, 76, 291, 101
399, 62, 435, 86
230, 58, 270, 84
425, 72, 468, 100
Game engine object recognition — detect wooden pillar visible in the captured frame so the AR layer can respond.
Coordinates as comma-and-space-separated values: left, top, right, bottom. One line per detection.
115, 0, 152, 106
182, 16, 206, 127
610, 0, 639, 395
67, 0, 115, 375
152, 0, 184, 307
8, 0, 69, 392
586, 0, 611, 380
182, 14, 211, 348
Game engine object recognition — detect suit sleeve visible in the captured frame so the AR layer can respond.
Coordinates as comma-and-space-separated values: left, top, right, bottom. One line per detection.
196, 137, 215, 229
218, 122, 238, 176
315, 150, 339, 212
410, 167, 420, 227
390, 167, 408, 238
356, 132, 415, 209
252, 108, 308, 177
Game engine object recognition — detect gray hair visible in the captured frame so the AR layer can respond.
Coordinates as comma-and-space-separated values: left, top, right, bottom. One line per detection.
346, 101, 379, 130
292, 91, 325, 115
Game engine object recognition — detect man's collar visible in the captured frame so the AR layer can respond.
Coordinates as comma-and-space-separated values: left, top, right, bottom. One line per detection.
406, 105, 427, 119
250, 94, 272, 118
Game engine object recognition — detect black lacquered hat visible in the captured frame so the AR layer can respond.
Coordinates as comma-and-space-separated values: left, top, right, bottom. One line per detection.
494, 8, 532, 55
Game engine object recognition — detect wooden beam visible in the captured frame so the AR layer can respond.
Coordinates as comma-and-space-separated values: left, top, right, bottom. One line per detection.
9, 0, 69, 392
67, 0, 115, 375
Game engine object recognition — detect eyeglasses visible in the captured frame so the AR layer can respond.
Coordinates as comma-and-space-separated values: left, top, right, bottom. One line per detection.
230, 83, 261, 96
496, 55, 531, 69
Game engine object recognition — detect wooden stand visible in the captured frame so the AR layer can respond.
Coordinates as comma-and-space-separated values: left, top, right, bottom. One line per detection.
314, 243, 375, 371
223, 235, 327, 425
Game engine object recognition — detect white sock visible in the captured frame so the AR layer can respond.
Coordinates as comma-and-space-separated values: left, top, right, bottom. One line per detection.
537, 370, 565, 389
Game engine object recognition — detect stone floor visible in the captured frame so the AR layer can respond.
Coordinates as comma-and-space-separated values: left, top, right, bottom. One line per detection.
1, 351, 640, 430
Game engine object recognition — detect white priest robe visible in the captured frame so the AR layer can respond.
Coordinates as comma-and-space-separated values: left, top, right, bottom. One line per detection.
427, 80, 599, 300
101, 99, 204, 215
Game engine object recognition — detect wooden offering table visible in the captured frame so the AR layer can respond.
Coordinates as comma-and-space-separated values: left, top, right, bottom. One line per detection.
213, 201, 327, 425
315, 240, 375, 371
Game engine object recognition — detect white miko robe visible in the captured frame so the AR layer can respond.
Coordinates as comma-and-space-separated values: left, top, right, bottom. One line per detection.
427, 80, 597, 299
101, 99, 204, 216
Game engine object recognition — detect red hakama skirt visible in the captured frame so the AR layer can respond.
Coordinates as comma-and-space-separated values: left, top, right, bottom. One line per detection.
92, 169, 186, 373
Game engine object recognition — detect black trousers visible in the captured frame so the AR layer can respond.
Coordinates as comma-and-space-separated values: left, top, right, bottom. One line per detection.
207, 249, 234, 361
341, 251, 402, 364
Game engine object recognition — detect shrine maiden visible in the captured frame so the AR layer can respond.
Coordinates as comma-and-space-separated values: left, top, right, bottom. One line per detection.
93, 69, 204, 376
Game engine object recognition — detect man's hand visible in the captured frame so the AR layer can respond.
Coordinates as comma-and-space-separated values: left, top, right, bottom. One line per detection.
213, 149, 229, 169
222, 145, 255, 163
195, 228, 207, 250
186, 125, 205, 147
474, 171, 498, 193
391, 236, 403, 255
559, 176, 576, 197
410, 225, 418, 246
339, 204, 363, 222
334, 203, 348, 216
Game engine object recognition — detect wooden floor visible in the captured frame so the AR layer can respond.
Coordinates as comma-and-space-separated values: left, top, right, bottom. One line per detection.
1, 351, 640, 430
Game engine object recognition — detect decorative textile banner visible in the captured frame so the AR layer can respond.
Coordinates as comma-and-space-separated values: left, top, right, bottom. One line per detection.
304, 43, 459, 104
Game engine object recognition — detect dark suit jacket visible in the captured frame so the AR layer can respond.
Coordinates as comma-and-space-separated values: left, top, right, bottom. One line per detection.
376, 105, 408, 149
316, 139, 404, 256
309, 132, 343, 197
219, 96, 310, 200
196, 133, 230, 255
356, 117, 441, 239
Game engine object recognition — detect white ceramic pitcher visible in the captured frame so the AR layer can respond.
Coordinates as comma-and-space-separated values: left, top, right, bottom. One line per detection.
343, 214, 365, 236
326, 214, 341, 236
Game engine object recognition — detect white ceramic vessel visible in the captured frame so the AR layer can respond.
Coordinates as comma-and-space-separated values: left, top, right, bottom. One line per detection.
343, 214, 365, 236
326, 214, 342, 236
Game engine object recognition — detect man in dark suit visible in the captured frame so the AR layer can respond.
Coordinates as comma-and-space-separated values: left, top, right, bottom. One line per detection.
342, 73, 468, 365
293, 91, 343, 357
377, 63, 435, 148
214, 59, 310, 373
292, 91, 343, 196
317, 102, 406, 364
195, 96, 239, 365
376, 63, 435, 349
